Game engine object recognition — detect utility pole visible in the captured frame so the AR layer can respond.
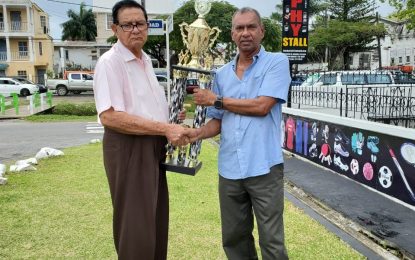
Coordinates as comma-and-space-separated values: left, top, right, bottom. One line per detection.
376, 12, 382, 69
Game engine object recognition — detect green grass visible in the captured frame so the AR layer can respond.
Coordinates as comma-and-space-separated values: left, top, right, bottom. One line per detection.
25, 114, 97, 122
0, 142, 363, 259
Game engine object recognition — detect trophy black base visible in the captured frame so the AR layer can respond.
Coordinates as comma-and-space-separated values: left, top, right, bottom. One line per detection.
162, 159, 202, 176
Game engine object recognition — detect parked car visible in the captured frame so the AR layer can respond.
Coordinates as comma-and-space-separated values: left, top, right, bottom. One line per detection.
393, 73, 415, 84
186, 78, 199, 94
156, 74, 168, 96
11, 77, 48, 93
300, 70, 396, 88
0, 77, 39, 97
291, 75, 306, 86
46, 72, 93, 96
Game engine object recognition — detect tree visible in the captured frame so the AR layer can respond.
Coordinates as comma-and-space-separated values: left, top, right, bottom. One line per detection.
262, 18, 281, 52
307, 0, 386, 69
328, 0, 376, 21
381, 0, 415, 29
61, 2, 97, 41
309, 20, 386, 70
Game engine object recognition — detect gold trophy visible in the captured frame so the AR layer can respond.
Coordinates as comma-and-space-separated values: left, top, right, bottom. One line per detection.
180, 0, 221, 68
163, 0, 220, 175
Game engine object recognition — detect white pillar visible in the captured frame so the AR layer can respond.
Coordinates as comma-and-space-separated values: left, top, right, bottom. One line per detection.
60, 47, 65, 73
166, 18, 170, 104
3, 5, 8, 33
26, 5, 33, 34
5, 36, 10, 62
28, 36, 34, 62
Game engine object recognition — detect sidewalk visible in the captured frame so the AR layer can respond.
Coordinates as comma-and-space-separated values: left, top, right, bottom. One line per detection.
284, 153, 415, 259
0, 104, 52, 119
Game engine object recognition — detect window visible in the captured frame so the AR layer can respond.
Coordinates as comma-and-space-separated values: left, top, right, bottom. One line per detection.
399, 57, 402, 63
406, 56, 410, 63
0, 13, 3, 31
341, 74, 365, 85
38, 42, 43, 55
319, 73, 337, 85
156, 75, 167, 82
391, 58, 395, 65
65, 50, 69, 59
71, 74, 81, 80
82, 74, 93, 80
40, 16, 46, 28
10, 11, 21, 31
0, 79, 16, 84
106, 13, 113, 30
18, 41, 28, 56
367, 74, 392, 84
18, 70, 27, 78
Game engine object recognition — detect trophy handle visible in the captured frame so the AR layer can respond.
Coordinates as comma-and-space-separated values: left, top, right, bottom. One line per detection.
208, 27, 221, 49
179, 22, 190, 49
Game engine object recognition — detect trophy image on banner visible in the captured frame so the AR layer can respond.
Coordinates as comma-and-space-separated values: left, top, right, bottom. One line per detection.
162, 0, 221, 175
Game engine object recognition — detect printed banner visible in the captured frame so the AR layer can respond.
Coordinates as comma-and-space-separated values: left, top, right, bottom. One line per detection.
281, 0, 309, 63
282, 114, 415, 206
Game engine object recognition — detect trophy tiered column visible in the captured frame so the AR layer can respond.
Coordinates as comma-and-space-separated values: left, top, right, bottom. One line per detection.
162, 0, 221, 175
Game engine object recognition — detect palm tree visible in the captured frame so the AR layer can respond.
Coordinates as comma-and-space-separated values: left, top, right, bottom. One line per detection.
61, 2, 97, 41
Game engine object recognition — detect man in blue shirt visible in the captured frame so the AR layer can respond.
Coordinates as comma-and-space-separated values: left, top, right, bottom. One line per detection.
192, 7, 291, 260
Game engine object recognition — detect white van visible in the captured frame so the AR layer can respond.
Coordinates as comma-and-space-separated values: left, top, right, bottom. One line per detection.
300, 70, 395, 87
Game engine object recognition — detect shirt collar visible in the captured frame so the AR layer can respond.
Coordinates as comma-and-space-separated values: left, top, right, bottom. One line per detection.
115, 41, 150, 63
231, 45, 265, 71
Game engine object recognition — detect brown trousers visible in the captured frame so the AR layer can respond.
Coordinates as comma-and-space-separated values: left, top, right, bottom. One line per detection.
103, 128, 168, 260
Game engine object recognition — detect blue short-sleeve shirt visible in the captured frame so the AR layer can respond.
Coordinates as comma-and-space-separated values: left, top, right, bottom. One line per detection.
207, 46, 290, 180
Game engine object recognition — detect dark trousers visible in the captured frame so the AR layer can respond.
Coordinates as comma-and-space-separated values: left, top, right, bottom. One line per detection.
219, 164, 288, 260
103, 128, 168, 260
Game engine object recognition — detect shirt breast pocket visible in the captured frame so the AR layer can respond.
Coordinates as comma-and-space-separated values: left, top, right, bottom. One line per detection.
251, 72, 265, 96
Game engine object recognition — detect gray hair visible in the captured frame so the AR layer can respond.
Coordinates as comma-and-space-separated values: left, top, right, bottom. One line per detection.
232, 7, 262, 27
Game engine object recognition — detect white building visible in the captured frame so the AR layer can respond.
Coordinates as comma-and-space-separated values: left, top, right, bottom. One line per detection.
52, 41, 112, 74
350, 17, 415, 70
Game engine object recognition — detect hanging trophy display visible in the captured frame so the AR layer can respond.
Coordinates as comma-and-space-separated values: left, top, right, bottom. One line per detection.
162, 0, 221, 175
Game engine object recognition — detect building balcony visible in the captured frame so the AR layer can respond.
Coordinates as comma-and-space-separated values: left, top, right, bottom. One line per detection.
0, 51, 7, 61
11, 51, 29, 61
0, 21, 29, 33
9, 22, 28, 32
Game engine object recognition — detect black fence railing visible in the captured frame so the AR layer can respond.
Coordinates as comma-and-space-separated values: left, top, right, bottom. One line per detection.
291, 84, 415, 128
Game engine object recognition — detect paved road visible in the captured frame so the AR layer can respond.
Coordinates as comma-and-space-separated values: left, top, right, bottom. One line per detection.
0, 120, 103, 163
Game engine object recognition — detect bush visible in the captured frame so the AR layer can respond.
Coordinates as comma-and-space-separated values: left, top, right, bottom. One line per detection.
53, 102, 97, 116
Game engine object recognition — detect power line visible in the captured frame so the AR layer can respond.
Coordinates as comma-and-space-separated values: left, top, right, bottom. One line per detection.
46, 0, 111, 10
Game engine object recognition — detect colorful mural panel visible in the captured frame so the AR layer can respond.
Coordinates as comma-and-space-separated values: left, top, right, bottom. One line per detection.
282, 114, 415, 206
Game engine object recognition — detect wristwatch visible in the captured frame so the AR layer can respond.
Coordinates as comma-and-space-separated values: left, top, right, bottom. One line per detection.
213, 96, 223, 109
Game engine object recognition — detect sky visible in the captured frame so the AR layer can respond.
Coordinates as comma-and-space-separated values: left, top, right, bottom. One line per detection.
33, 0, 395, 41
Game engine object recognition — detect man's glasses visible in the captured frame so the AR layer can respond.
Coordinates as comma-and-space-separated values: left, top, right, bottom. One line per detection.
118, 22, 149, 32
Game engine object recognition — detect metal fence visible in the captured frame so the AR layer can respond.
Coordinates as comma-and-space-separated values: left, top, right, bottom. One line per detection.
291, 84, 415, 128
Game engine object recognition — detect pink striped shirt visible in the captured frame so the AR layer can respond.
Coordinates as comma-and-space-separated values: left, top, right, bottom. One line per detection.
93, 41, 169, 123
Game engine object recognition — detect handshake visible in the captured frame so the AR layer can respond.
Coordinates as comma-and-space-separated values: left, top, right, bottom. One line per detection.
166, 125, 202, 146
165, 88, 216, 146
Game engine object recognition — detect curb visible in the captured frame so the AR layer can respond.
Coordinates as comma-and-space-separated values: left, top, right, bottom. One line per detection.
284, 180, 410, 259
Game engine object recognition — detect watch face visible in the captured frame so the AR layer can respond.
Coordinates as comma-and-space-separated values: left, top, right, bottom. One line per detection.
214, 97, 223, 109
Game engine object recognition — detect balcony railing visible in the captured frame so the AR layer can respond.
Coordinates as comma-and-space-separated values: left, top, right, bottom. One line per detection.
9, 21, 28, 32
0, 51, 7, 61
11, 51, 29, 61
0, 22, 4, 32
